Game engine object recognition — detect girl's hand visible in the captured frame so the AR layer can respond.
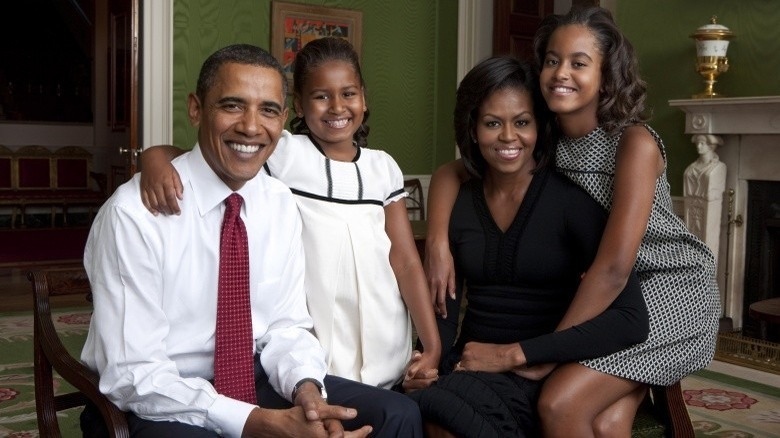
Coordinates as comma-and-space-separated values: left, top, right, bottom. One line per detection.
424, 240, 456, 317
139, 146, 184, 215
512, 363, 556, 381
458, 341, 523, 373
402, 350, 439, 392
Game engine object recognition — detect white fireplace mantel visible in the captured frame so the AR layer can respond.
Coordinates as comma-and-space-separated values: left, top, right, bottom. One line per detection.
669, 96, 780, 329
670, 96, 780, 135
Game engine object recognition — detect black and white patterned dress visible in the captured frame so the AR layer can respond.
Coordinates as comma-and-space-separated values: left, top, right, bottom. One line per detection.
556, 125, 720, 386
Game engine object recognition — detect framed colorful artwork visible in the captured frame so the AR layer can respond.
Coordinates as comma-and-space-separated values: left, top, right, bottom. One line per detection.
271, 1, 363, 93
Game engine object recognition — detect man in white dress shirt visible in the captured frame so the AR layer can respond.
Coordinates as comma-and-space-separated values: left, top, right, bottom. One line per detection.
80, 44, 421, 438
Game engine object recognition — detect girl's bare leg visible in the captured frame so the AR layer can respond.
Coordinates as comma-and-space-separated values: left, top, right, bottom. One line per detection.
592, 384, 647, 438
538, 363, 643, 438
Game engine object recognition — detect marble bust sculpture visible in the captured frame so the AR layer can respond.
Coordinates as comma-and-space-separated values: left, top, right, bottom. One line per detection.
683, 134, 727, 257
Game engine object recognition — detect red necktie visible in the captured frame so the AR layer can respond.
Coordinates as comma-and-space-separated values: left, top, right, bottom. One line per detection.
214, 193, 257, 403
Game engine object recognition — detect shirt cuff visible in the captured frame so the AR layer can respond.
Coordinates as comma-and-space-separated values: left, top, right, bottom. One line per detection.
207, 395, 257, 438
281, 366, 326, 403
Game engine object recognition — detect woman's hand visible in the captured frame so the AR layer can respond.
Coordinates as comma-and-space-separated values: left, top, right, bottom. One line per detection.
457, 341, 524, 373
424, 240, 456, 317
402, 350, 439, 392
513, 363, 556, 381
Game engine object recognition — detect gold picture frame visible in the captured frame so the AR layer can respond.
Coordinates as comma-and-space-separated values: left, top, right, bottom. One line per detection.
271, 1, 363, 93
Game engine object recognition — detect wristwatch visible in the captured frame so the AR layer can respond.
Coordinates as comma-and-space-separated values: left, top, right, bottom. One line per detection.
292, 378, 327, 402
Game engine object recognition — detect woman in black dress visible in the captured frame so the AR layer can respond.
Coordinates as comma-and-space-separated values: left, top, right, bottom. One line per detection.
408, 56, 649, 437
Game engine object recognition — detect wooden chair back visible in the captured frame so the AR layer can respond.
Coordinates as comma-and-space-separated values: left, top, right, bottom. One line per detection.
29, 267, 129, 438
632, 383, 694, 437
404, 178, 425, 221
634, 381, 695, 438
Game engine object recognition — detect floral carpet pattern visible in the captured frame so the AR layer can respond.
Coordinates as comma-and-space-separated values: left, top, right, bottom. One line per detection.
682, 369, 780, 438
0, 309, 778, 437
0, 309, 90, 438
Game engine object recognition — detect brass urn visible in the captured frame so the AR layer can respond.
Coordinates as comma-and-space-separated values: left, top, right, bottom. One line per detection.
690, 16, 735, 98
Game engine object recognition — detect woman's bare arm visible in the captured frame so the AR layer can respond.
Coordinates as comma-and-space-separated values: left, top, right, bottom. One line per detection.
424, 159, 470, 317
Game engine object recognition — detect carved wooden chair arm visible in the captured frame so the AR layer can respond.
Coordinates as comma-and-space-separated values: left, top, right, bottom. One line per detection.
30, 269, 130, 437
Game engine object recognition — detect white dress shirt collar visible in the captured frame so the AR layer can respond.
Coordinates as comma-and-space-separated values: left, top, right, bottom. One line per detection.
187, 143, 263, 216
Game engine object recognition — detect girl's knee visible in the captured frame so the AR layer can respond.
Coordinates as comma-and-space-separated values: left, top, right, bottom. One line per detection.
592, 414, 633, 438
537, 387, 577, 423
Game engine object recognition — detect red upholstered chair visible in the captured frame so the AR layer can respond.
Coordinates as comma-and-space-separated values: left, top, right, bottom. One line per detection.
54, 147, 91, 189
16, 145, 52, 189
14, 146, 56, 226
0, 145, 12, 189
0, 145, 16, 227
53, 146, 106, 224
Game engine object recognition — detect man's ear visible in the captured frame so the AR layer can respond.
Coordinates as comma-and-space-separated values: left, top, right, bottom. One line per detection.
292, 94, 303, 118
187, 93, 201, 127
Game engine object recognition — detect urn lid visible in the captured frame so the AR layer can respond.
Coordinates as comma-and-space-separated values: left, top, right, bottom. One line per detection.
691, 16, 735, 40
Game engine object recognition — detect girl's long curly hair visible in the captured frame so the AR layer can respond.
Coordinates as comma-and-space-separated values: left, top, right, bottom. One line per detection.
288, 37, 370, 148
533, 6, 648, 136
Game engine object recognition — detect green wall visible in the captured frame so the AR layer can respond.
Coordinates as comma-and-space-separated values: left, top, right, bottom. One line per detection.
616, 0, 780, 194
171, 1, 780, 192
172, 0, 457, 176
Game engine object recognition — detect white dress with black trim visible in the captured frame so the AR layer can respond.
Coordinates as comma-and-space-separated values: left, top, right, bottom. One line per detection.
265, 130, 412, 389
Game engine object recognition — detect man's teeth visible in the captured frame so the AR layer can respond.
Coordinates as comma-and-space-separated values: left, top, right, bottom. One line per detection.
229, 143, 260, 153
326, 119, 349, 129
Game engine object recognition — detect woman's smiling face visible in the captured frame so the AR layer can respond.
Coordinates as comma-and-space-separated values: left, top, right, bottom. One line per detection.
476, 86, 537, 177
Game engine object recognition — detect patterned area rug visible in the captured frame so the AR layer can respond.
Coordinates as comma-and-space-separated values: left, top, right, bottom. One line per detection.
1, 309, 778, 437
682, 369, 780, 438
0, 310, 90, 437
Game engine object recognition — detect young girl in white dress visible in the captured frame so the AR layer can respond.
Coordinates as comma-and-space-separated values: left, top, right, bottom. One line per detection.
140, 37, 440, 391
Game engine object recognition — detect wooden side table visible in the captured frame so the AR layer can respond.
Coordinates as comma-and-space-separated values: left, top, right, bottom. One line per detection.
749, 298, 780, 342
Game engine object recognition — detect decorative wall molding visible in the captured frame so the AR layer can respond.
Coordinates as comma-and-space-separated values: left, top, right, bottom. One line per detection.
142, 0, 173, 147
